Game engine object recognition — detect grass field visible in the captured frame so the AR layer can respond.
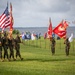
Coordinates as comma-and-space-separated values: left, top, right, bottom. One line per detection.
0, 37, 75, 75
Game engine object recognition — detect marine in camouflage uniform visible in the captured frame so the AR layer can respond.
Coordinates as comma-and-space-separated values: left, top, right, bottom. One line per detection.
8, 35, 15, 60
2, 32, 9, 61
14, 33, 23, 60
64, 38, 70, 56
0, 32, 3, 61
51, 37, 56, 55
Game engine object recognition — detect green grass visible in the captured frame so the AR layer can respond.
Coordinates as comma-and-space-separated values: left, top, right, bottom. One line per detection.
0, 37, 75, 75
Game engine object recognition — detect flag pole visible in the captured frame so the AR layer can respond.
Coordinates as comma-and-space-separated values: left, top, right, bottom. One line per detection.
9, 2, 13, 36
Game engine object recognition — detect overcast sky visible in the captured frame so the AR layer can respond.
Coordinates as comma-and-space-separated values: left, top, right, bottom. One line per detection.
0, 0, 75, 27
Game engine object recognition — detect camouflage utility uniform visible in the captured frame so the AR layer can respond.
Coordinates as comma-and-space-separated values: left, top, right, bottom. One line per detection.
51, 37, 56, 55
64, 38, 70, 56
0, 32, 3, 60
8, 36, 15, 60
3, 32, 9, 60
14, 34, 23, 60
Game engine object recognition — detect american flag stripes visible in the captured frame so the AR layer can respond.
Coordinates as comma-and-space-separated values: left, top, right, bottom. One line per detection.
0, 3, 10, 31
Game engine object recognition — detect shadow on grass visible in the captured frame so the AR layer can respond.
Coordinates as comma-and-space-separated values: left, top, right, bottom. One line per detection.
8, 54, 75, 62
14, 57, 75, 62
4, 56, 74, 62
25, 58, 74, 62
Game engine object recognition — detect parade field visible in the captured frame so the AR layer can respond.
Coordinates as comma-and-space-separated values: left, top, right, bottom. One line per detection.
0, 0, 75, 75
0, 37, 75, 75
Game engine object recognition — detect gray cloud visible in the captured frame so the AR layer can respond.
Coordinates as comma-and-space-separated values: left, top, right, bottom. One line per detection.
0, 0, 75, 27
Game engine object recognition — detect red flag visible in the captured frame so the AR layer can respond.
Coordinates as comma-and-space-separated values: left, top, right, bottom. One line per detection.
63, 21, 68, 29
48, 18, 52, 38
53, 21, 66, 38
9, 3, 14, 34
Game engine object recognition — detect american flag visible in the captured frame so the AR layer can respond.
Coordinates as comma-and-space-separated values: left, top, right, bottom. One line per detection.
0, 4, 10, 31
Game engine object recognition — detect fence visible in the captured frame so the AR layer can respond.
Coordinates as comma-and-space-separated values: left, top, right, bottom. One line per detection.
23, 37, 75, 55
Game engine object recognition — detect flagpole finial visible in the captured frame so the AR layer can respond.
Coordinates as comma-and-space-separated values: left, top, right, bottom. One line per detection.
49, 17, 51, 21
7, 1, 8, 6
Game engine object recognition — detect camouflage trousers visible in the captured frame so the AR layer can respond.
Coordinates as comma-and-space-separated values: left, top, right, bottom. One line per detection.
0, 46, 2, 59
51, 46, 55, 55
9, 46, 14, 59
65, 46, 69, 56
15, 44, 21, 58
3, 45, 9, 59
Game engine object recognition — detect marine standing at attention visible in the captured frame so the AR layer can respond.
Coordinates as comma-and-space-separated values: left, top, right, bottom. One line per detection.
64, 38, 70, 56
50, 37, 56, 55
